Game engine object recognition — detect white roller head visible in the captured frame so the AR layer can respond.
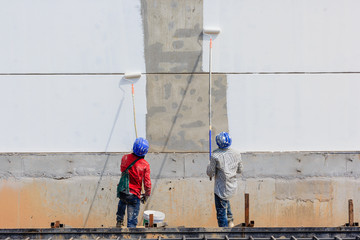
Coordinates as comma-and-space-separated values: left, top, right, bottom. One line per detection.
203, 27, 221, 35
124, 72, 142, 79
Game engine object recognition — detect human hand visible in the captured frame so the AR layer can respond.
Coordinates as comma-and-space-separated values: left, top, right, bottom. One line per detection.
140, 194, 149, 204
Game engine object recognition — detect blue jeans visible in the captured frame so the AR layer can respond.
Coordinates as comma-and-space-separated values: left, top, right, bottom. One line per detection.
214, 194, 233, 227
116, 193, 140, 228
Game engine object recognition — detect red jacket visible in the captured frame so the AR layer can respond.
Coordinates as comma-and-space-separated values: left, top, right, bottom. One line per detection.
120, 153, 151, 199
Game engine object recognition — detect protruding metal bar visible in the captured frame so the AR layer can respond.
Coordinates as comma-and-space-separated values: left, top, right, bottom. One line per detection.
149, 214, 154, 227
225, 235, 230, 240
270, 236, 276, 240
349, 199, 354, 226
249, 236, 255, 240
334, 237, 342, 240
245, 193, 250, 227
312, 236, 319, 240
290, 236, 297, 240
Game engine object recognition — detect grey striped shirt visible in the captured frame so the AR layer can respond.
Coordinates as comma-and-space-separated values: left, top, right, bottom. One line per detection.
206, 148, 243, 200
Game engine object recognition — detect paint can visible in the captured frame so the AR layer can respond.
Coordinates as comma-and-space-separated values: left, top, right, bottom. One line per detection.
143, 210, 165, 225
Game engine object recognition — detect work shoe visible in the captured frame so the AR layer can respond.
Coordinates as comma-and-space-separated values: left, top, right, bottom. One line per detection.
116, 221, 124, 228
228, 221, 234, 228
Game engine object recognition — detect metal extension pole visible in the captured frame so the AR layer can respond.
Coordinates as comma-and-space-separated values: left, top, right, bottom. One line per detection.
132, 84, 138, 138
209, 38, 213, 179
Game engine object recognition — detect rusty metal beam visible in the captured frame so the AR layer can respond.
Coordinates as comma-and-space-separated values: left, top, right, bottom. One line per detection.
150, 214, 154, 228
349, 199, 354, 226
245, 193, 249, 227
241, 193, 254, 227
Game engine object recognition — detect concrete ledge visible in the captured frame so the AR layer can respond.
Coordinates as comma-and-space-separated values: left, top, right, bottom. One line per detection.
0, 152, 359, 179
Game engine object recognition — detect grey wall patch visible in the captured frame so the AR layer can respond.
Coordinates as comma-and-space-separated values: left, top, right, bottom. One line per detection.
142, 0, 229, 152
146, 74, 228, 152
180, 120, 205, 128
141, 0, 203, 73
172, 40, 185, 49
147, 106, 166, 117
164, 83, 172, 99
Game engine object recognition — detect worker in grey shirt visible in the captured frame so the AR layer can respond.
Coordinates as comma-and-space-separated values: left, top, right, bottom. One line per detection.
207, 132, 243, 227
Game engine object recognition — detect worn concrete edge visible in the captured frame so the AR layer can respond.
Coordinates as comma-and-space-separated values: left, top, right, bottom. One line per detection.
0, 152, 359, 179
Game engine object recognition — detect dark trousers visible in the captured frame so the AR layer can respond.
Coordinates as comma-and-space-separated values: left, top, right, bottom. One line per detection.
214, 194, 233, 227
116, 193, 140, 228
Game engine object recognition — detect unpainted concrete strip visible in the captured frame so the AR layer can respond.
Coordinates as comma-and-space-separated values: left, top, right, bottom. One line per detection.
146, 74, 229, 152
0, 152, 359, 179
1, 176, 360, 228
141, 0, 203, 73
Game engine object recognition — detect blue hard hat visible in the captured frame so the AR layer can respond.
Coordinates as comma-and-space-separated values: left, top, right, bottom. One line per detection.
215, 132, 232, 149
133, 137, 149, 157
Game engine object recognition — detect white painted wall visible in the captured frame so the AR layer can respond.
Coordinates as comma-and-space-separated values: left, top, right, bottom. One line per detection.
0, 0, 146, 152
1, 0, 360, 152
0, 0, 145, 73
227, 74, 360, 151
203, 0, 360, 72
204, 0, 360, 151
0, 75, 147, 152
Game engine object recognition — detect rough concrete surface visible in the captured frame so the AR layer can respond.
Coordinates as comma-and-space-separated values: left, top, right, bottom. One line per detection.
242, 152, 360, 178
141, 0, 203, 73
146, 74, 229, 152
0, 152, 359, 228
1, 152, 359, 179
0, 176, 360, 228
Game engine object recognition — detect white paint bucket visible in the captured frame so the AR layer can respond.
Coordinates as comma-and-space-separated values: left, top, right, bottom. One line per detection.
143, 210, 165, 225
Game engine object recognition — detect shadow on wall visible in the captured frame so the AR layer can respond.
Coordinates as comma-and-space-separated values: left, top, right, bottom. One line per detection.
83, 77, 133, 227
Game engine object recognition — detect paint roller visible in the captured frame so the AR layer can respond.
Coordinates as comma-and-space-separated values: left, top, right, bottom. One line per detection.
124, 72, 142, 139
203, 27, 221, 35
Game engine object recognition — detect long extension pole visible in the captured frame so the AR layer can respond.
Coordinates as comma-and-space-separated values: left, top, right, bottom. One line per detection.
204, 27, 220, 181
132, 84, 138, 138
209, 37, 213, 167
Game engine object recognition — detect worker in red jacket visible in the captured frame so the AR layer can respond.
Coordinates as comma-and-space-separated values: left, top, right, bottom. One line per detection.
116, 137, 151, 228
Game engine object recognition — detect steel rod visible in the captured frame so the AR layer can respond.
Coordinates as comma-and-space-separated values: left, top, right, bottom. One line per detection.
245, 193, 250, 226
349, 199, 354, 226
